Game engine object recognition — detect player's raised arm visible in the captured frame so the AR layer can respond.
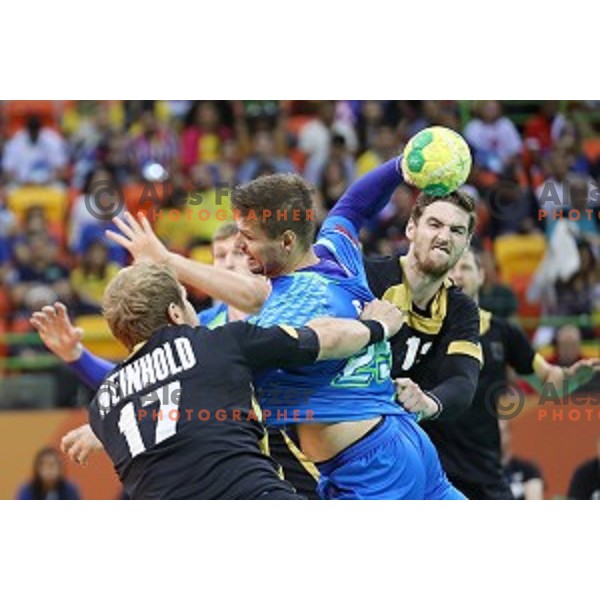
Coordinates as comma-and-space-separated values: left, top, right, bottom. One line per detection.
228, 299, 404, 370
30, 302, 114, 389
107, 212, 270, 314
327, 157, 404, 232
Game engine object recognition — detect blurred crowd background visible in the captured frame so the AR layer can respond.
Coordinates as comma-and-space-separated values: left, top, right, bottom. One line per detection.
1, 100, 599, 499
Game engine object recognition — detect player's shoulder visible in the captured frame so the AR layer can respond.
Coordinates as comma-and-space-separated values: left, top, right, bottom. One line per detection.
363, 254, 404, 296
445, 283, 479, 321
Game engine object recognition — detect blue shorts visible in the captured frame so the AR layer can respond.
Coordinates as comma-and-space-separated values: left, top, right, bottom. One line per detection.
316, 415, 466, 500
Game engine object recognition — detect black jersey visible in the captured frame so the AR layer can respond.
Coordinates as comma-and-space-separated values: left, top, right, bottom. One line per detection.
504, 457, 543, 500
567, 458, 600, 500
364, 255, 482, 418
424, 311, 536, 491
88, 322, 319, 499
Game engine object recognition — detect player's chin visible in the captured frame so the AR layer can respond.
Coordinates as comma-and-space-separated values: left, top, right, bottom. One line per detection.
247, 258, 265, 275
423, 254, 452, 277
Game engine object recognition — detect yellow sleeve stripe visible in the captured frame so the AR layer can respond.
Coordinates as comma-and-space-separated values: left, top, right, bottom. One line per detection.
278, 325, 299, 339
447, 341, 483, 363
533, 353, 545, 374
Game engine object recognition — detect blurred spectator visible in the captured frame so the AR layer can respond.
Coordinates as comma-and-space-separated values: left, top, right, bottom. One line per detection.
69, 167, 125, 252
304, 133, 355, 187
181, 101, 233, 171
16, 447, 80, 500
356, 125, 398, 177
523, 100, 567, 153
317, 158, 352, 213
535, 151, 571, 223
567, 435, 600, 499
553, 241, 597, 330
551, 324, 583, 366
2, 115, 68, 186
0, 188, 16, 282
238, 131, 296, 184
298, 101, 358, 164
500, 421, 544, 500
9, 232, 72, 311
487, 165, 540, 238
478, 250, 518, 318
355, 100, 388, 151
129, 110, 179, 174
545, 174, 600, 242
71, 240, 120, 315
362, 184, 413, 256
464, 100, 523, 174
70, 105, 117, 188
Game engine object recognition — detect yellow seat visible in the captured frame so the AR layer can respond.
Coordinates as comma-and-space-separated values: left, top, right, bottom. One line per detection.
75, 315, 128, 361
189, 245, 213, 265
494, 234, 547, 285
8, 186, 68, 226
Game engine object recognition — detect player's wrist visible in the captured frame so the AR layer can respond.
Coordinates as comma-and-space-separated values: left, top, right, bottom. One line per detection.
361, 320, 389, 344
63, 342, 84, 363
423, 392, 443, 420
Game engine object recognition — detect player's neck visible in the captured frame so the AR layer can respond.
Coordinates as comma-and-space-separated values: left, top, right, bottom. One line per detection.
403, 252, 447, 310
284, 247, 320, 274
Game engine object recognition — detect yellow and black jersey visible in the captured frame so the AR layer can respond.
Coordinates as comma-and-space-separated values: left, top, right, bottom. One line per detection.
364, 255, 482, 419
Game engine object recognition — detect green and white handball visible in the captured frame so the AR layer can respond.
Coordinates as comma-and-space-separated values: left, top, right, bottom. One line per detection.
401, 126, 472, 197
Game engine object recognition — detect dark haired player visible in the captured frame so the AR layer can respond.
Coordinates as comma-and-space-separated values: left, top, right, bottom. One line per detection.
364, 190, 482, 423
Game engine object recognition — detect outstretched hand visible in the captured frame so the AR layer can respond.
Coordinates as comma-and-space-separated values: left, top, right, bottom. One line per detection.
564, 357, 600, 387
30, 302, 83, 362
61, 424, 104, 466
106, 211, 171, 265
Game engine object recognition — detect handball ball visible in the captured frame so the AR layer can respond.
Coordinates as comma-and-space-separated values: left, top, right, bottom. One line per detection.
401, 126, 472, 197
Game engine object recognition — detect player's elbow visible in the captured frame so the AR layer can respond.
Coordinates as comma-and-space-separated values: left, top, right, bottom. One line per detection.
238, 282, 270, 314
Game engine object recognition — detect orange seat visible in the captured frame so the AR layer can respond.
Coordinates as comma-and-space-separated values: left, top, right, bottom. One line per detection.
3, 101, 57, 134
582, 138, 600, 162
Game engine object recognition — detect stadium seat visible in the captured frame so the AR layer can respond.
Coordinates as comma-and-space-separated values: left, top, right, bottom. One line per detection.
582, 138, 600, 162
3, 100, 57, 134
8, 186, 68, 227
494, 234, 547, 284
189, 245, 213, 265
75, 315, 128, 361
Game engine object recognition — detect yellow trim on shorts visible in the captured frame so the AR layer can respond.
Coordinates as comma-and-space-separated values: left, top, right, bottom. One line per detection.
280, 431, 320, 481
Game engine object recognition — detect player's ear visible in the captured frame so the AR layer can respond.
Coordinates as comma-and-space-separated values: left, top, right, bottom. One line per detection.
167, 302, 184, 325
281, 230, 295, 253
406, 218, 416, 242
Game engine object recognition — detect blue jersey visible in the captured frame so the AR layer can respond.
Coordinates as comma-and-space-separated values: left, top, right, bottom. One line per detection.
250, 215, 405, 426
198, 303, 229, 329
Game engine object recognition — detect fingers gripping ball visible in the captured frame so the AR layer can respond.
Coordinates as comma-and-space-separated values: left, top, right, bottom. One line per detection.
401, 126, 472, 197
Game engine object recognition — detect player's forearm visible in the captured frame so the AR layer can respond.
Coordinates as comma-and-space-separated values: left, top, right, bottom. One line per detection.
427, 357, 480, 419
68, 348, 115, 389
308, 317, 384, 361
328, 157, 403, 230
168, 253, 270, 314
